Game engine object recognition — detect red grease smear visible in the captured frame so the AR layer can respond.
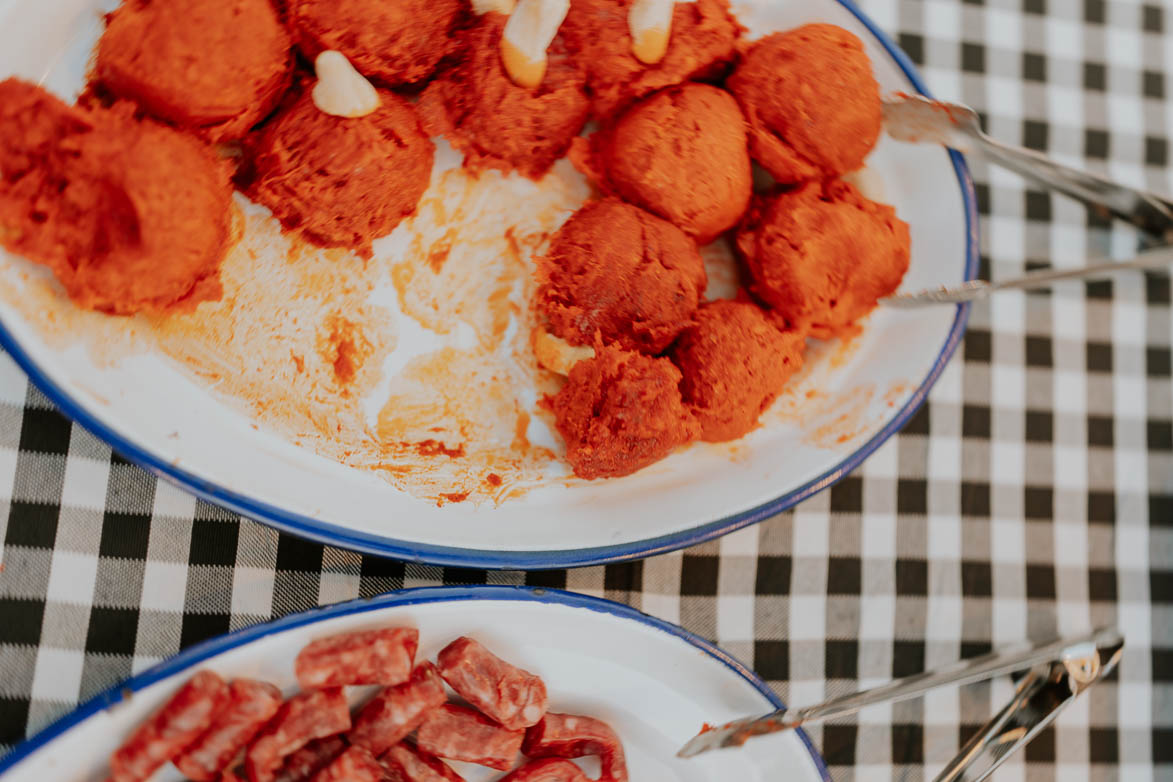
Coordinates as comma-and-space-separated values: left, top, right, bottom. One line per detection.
412, 439, 466, 458
427, 234, 453, 273
437, 492, 470, 506
319, 316, 374, 386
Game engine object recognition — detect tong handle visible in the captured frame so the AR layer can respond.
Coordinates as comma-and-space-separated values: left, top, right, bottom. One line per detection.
675, 629, 1123, 758
882, 95, 1173, 239
777, 628, 1119, 727
972, 134, 1173, 240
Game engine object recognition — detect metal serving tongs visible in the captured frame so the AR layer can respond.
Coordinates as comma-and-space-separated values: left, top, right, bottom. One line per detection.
678, 628, 1124, 782
883, 95, 1173, 238
880, 93, 1173, 306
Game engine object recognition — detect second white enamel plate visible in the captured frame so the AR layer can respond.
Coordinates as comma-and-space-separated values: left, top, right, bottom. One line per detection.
0, 587, 830, 781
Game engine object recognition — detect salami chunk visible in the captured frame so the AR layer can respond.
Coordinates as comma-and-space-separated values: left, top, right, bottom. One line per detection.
295, 627, 419, 689
108, 670, 228, 782
174, 679, 283, 780
219, 766, 247, 782
415, 704, 523, 771
522, 713, 628, 782
380, 742, 465, 782
499, 759, 590, 782
349, 662, 447, 755
436, 637, 548, 730
245, 688, 351, 782
308, 745, 384, 782
275, 736, 347, 782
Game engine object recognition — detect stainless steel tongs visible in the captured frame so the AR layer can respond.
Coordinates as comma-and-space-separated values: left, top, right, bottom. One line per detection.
883, 95, 1173, 239
678, 628, 1124, 782
880, 93, 1173, 305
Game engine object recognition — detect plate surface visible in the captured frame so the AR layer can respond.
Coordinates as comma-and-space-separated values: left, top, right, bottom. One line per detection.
0, 586, 830, 782
0, 0, 978, 567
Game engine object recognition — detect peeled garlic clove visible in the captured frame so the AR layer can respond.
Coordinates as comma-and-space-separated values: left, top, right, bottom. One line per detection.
843, 165, 887, 203
501, 0, 570, 89
628, 0, 674, 65
471, 0, 516, 13
534, 329, 595, 376
312, 50, 380, 118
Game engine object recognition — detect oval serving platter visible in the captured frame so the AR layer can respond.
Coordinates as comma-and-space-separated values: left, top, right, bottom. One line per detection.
0, 0, 977, 567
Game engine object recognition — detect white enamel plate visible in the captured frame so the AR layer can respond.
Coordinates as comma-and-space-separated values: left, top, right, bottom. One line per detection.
0, 0, 977, 567
0, 586, 830, 781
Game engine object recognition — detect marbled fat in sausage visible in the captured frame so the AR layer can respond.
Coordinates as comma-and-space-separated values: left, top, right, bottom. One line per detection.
308, 745, 385, 782
379, 742, 466, 782
274, 736, 347, 782
498, 759, 591, 782
349, 662, 447, 756
174, 678, 283, 780
436, 637, 548, 730
245, 688, 351, 782
415, 704, 524, 771
523, 713, 628, 782
295, 627, 419, 689
108, 670, 228, 782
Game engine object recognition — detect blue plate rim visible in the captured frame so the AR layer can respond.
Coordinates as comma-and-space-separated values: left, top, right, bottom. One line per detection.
0, 0, 979, 570
0, 584, 832, 781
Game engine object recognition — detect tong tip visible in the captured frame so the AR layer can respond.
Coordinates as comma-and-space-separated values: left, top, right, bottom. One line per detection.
677, 711, 797, 758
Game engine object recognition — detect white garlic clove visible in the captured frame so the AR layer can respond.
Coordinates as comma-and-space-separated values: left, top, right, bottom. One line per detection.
628, 0, 675, 65
501, 0, 570, 89
534, 329, 595, 376
843, 165, 887, 204
312, 50, 380, 118
471, 0, 516, 13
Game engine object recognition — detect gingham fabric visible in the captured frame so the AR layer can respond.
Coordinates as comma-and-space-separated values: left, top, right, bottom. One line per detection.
0, 0, 1170, 779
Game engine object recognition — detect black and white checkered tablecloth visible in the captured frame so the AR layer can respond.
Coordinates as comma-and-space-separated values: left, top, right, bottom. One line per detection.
0, 0, 1170, 779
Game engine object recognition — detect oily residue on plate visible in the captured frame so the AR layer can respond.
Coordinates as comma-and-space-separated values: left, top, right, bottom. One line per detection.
0, 155, 590, 505
769, 333, 913, 449
0, 147, 910, 506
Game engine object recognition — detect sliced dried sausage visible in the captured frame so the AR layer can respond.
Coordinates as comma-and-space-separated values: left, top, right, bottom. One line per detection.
380, 742, 465, 782
308, 745, 384, 782
275, 736, 347, 782
436, 637, 548, 730
175, 678, 284, 780
295, 627, 419, 689
415, 703, 523, 771
499, 759, 590, 782
522, 713, 628, 782
108, 669, 228, 782
349, 662, 447, 756
245, 688, 351, 782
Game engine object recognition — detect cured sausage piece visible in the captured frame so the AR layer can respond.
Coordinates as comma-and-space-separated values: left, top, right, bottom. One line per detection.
245, 688, 351, 782
108, 669, 228, 782
174, 678, 284, 781
379, 742, 466, 782
219, 766, 247, 782
274, 736, 347, 782
522, 713, 628, 782
415, 703, 524, 771
308, 745, 385, 782
436, 637, 548, 731
349, 662, 447, 756
295, 627, 419, 689
498, 759, 590, 782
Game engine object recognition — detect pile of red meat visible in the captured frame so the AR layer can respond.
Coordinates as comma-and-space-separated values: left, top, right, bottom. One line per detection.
106, 627, 627, 782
